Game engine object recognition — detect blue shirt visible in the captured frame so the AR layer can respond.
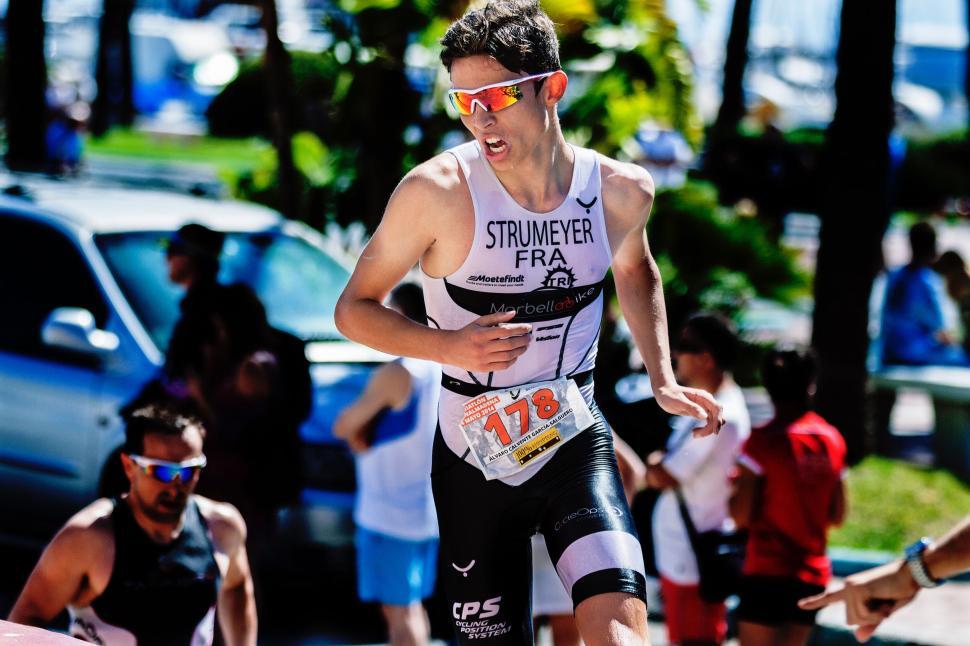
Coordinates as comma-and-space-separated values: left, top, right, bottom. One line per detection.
881, 266, 968, 366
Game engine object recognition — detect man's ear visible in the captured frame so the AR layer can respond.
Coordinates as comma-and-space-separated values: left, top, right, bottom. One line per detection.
120, 453, 136, 484
545, 70, 568, 104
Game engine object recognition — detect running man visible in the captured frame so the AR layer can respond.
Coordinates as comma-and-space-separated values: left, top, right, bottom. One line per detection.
335, 1, 723, 642
9, 404, 257, 645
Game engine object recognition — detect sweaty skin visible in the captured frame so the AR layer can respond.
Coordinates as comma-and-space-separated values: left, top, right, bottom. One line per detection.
335, 54, 723, 646
334, 55, 723, 436
10, 430, 257, 646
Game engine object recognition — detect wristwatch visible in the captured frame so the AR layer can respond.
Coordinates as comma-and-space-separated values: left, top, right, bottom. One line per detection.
904, 537, 942, 588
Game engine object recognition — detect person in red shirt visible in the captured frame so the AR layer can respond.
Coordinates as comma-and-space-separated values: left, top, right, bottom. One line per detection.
730, 347, 847, 646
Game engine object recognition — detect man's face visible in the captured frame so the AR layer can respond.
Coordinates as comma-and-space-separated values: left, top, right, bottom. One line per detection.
123, 427, 204, 524
166, 249, 195, 287
673, 331, 710, 388
450, 55, 559, 171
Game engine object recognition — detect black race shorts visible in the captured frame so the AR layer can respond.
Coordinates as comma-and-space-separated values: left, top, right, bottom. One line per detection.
431, 406, 646, 644
736, 575, 826, 627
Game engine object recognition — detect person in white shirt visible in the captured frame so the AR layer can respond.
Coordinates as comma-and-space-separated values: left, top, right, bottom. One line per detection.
334, 283, 441, 646
646, 312, 751, 645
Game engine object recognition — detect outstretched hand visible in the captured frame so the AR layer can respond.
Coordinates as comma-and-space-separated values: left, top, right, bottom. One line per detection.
797, 561, 920, 642
654, 384, 724, 437
442, 310, 532, 372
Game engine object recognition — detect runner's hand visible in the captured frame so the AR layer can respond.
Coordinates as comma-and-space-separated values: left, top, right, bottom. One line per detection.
798, 560, 920, 642
654, 384, 724, 437
442, 310, 532, 372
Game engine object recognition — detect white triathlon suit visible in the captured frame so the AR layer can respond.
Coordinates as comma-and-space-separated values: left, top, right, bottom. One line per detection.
420, 140, 613, 484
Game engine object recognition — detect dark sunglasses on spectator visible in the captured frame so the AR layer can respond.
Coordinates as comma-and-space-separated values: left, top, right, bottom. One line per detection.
129, 454, 206, 484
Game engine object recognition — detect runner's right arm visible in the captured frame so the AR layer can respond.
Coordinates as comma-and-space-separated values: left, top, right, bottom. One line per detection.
9, 502, 113, 626
335, 156, 531, 372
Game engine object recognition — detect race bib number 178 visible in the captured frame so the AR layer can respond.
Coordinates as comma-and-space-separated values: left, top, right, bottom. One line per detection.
458, 377, 594, 480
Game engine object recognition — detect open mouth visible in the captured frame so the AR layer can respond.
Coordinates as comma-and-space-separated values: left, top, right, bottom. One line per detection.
484, 136, 508, 155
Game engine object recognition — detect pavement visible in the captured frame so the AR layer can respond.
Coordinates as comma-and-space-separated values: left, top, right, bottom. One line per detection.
636, 579, 970, 646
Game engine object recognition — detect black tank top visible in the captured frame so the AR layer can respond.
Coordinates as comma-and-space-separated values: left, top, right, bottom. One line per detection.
75, 497, 221, 645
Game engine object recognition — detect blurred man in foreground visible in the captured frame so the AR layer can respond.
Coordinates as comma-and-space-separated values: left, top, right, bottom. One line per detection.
9, 404, 256, 645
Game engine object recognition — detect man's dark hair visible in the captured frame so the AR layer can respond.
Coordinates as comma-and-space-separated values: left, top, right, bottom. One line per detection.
123, 403, 206, 455
909, 221, 937, 264
169, 223, 226, 281
761, 346, 817, 406
440, 0, 561, 75
681, 312, 739, 371
390, 282, 427, 324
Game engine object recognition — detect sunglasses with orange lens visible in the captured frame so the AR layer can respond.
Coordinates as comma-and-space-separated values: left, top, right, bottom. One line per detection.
447, 71, 558, 116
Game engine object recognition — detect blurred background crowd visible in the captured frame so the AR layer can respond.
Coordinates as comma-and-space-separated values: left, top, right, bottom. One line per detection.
3, 0, 970, 644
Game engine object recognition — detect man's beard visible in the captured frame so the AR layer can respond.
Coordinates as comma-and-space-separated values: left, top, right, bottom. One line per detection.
142, 490, 190, 523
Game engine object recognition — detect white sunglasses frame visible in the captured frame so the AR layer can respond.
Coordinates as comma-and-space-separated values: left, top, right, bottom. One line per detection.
447, 71, 560, 115
129, 454, 207, 479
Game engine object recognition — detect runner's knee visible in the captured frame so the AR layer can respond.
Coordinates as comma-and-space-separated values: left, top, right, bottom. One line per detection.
575, 592, 649, 646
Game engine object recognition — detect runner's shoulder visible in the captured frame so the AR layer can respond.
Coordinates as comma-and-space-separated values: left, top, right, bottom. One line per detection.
54, 498, 115, 556
195, 495, 247, 552
598, 155, 656, 221
395, 152, 465, 207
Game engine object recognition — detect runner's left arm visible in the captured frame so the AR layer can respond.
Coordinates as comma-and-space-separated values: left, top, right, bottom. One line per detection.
211, 505, 257, 646
601, 160, 723, 437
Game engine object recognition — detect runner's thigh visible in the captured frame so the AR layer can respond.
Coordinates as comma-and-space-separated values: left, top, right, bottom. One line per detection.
431, 431, 536, 644
539, 426, 646, 610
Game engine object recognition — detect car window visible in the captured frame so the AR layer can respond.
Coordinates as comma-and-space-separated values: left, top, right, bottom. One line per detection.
96, 230, 348, 351
0, 215, 109, 362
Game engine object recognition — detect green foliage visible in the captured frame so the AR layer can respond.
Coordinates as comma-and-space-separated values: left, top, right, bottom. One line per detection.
84, 128, 271, 177
649, 180, 808, 326
206, 51, 345, 138
556, 0, 701, 152
830, 457, 970, 553
205, 0, 701, 228
705, 127, 970, 216
228, 131, 358, 230
897, 134, 970, 212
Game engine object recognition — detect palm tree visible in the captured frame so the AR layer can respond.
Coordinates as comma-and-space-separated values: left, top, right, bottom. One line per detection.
259, 0, 299, 218
5, 0, 48, 170
713, 0, 754, 136
90, 0, 135, 137
966, 0, 970, 135
811, 0, 897, 462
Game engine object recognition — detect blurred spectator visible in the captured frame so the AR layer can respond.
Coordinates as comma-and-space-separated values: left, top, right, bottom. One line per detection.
167, 284, 308, 517
934, 250, 970, 356
162, 230, 312, 603
880, 222, 970, 366
333, 283, 440, 646
8, 402, 257, 645
646, 312, 751, 645
45, 102, 88, 175
730, 347, 846, 646
531, 533, 579, 646
634, 123, 693, 189
165, 223, 226, 309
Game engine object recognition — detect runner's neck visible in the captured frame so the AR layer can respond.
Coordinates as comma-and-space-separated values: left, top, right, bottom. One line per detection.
490, 135, 575, 213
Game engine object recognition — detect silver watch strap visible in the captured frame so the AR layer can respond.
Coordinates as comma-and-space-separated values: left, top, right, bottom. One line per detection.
907, 551, 941, 588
